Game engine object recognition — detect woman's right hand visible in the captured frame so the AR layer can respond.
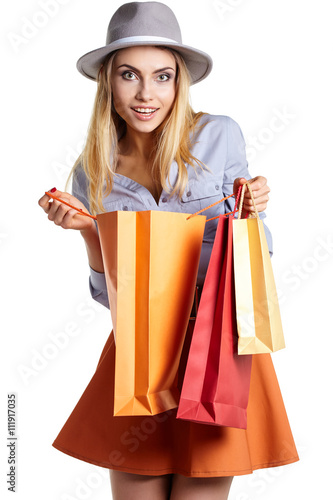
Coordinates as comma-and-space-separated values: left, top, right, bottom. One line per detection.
38, 188, 95, 233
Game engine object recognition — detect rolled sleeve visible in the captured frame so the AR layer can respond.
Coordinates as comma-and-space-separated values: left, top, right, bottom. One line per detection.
89, 267, 110, 309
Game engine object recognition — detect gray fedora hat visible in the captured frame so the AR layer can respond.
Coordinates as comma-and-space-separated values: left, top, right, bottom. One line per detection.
76, 1, 213, 85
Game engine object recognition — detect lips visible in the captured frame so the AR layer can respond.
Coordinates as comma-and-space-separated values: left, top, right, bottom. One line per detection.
131, 106, 159, 121
132, 107, 158, 115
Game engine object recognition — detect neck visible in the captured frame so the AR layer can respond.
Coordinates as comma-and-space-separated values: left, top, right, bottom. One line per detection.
119, 126, 155, 160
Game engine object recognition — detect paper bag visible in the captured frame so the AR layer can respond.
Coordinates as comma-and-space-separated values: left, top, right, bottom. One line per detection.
177, 216, 252, 428
96, 210, 206, 416
233, 184, 285, 354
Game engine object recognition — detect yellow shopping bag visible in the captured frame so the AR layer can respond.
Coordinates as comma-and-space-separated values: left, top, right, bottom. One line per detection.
233, 183, 285, 354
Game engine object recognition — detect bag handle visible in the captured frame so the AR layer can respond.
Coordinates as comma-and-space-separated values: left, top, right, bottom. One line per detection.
45, 191, 97, 220
238, 182, 259, 220
45, 190, 238, 222
186, 186, 242, 222
45, 184, 251, 223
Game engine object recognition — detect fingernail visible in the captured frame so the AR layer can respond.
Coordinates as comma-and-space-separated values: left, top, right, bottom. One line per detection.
50, 187, 56, 193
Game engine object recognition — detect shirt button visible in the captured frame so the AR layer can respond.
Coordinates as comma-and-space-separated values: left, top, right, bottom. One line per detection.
162, 197, 167, 203
123, 206, 129, 211
215, 185, 220, 190
186, 191, 192, 197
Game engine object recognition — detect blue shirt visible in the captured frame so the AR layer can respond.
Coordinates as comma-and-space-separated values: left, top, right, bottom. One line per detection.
72, 114, 272, 309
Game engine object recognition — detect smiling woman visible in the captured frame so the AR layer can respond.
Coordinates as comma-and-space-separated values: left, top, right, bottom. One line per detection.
76, 42, 202, 214
38, 2, 298, 499
111, 46, 178, 202
111, 47, 177, 126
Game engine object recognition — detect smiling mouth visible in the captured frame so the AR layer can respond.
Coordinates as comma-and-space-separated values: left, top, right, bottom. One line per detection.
131, 107, 159, 116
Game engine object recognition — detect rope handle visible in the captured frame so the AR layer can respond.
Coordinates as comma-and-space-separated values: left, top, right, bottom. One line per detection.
187, 186, 242, 222
45, 183, 254, 223
45, 192, 97, 220
203, 184, 243, 222
238, 182, 259, 220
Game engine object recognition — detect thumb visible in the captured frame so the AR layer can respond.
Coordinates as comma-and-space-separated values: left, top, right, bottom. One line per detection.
233, 177, 247, 194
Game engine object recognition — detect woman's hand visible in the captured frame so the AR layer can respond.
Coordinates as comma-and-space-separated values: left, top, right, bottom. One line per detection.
38, 189, 95, 233
38, 188, 104, 272
233, 176, 270, 213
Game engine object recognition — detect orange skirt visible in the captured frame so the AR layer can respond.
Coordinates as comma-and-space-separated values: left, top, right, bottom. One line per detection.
52, 322, 299, 477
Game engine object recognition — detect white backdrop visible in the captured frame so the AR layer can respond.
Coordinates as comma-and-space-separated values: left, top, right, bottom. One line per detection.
2, 0, 332, 498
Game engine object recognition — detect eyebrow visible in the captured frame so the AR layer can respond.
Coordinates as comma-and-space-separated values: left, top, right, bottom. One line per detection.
116, 64, 176, 74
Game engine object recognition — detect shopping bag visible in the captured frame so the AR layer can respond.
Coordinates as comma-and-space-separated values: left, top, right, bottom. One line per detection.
96, 210, 206, 416
177, 215, 252, 429
233, 183, 285, 354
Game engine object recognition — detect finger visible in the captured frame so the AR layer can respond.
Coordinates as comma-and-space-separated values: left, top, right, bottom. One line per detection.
39, 188, 67, 213
247, 176, 269, 193
62, 209, 94, 231
233, 177, 248, 195
243, 188, 270, 204
244, 192, 270, 205
244, 187, 270, 206
38, 191, 55, 212
243, 201, 268, 213
47, 189, 75, 220
53, 202, 73, 226
243, 194, 269, 212
47, 198, 63, 221
59, 209, 78, 230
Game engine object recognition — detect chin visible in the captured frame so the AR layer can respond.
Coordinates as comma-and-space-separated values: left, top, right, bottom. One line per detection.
132, 121, 163, 134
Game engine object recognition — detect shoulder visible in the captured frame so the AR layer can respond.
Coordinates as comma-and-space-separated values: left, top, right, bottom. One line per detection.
192, 113, 245, 143
72, 160, 86, 186
71, 160, 90, 210
186, 113, 248, 180
195, 113, 241, 128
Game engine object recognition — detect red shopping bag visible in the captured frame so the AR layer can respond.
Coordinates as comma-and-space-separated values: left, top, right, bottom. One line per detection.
177, 215, 252, 429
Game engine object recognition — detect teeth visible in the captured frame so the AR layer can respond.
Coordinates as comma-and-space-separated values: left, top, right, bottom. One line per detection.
134, 108, 157, 113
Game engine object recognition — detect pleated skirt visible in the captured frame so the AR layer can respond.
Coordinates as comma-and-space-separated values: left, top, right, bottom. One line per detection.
52, 321, 299, 477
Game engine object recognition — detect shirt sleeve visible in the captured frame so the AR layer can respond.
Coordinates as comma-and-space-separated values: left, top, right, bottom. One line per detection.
72, 164, 110, 309
223, 117, 273, 255
89, 267, 110, 310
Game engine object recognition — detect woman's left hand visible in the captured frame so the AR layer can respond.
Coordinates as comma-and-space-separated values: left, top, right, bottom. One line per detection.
233, 176, 270, 213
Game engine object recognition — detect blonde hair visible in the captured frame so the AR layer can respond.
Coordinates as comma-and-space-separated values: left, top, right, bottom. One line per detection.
68, 48, 207, 215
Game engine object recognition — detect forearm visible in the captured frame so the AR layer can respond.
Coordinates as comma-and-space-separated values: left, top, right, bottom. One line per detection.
80, 222, 104, 273
82, 222, 109, 308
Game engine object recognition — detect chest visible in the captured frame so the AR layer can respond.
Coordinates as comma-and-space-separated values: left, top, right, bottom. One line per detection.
116, 157, 162, 204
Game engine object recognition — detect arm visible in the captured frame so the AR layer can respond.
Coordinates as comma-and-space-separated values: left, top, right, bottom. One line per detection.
223, 117, 273, 254
38, 181, 110, 309
70, 170, 104, 274
38, 187, 104, 271
71, 168, 110, 308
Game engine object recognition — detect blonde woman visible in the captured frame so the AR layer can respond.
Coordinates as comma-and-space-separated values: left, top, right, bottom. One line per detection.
38, 3, 298, 499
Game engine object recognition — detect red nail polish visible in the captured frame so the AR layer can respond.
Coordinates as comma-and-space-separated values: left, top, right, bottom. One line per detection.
50, 187, 56, 193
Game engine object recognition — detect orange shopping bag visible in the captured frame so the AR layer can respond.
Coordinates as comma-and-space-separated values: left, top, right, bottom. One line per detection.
97, 210, 206, 416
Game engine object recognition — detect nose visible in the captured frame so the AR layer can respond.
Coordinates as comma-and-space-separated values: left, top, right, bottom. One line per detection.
135, 78, 153, 102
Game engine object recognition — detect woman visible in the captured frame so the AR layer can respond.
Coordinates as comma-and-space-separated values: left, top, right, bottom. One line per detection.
38, 2, 298, 499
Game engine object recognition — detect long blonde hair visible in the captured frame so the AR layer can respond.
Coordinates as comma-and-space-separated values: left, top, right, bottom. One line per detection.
68, 47, 207, 215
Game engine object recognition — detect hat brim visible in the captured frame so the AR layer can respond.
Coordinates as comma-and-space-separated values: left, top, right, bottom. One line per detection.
76, 40, 213, 85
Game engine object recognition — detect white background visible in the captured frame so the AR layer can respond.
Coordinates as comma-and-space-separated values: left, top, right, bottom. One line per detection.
1, 0, 332, 498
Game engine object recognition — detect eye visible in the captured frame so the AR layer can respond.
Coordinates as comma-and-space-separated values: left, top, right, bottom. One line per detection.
156, 73, 171, 82
122, 71, 137, 80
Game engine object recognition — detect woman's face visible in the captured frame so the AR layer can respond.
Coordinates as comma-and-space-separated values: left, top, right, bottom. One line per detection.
111, 46, 177, 134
